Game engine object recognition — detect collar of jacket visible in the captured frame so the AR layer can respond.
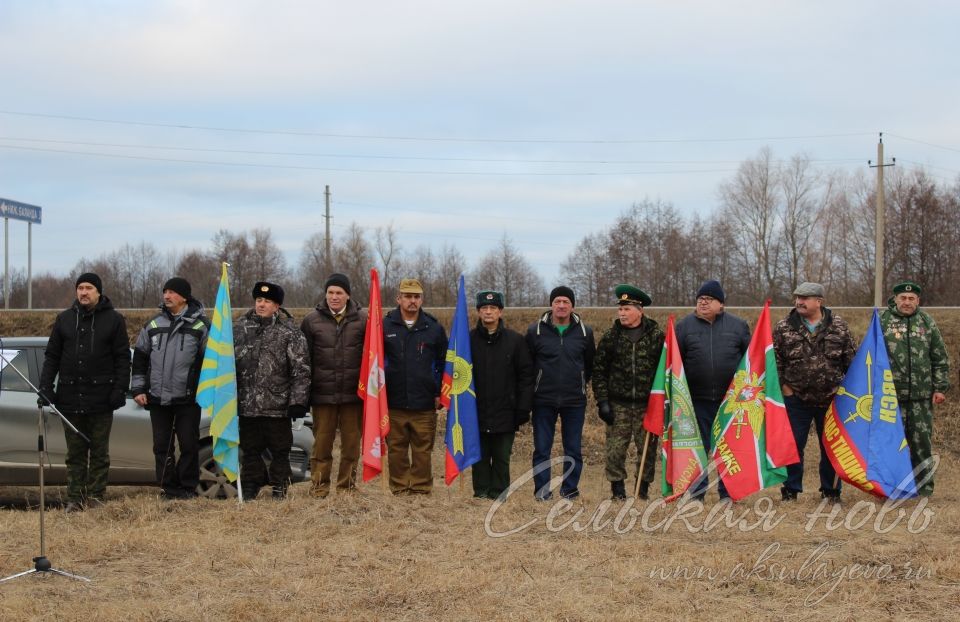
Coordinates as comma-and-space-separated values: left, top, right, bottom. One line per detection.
537, 310, 586, 337
72, 294, 114, 315
159, 298, 205, 323
475, 318, 504, 342
316, 297, 360, 320
612, 315, 658, 335
787, 306, 834, 331
386, 307, 438, 331
886, 299, 921, 320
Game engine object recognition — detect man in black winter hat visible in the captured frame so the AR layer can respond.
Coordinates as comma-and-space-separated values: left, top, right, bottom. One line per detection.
39, 273, 130, 512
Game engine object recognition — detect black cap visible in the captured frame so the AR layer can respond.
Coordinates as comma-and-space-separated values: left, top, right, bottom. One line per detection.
162, 277, 192, 300
253, 281, 284, 305
696, 280, 725, 303
549, 286, 576, 307
75, 272, 103, 294
476, 290, 504, 309
324, 273, 351, 296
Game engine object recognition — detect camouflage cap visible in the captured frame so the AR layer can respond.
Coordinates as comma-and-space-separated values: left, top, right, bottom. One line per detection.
398, 278, 424, 294
475, 290, 504, 309
793, 282, 824, 297
892, 281, 922, 295
614, 283, 652, 307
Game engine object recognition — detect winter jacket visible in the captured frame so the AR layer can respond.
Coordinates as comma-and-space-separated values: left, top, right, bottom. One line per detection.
773, 307, 856, 407
526, 311, 595, 408
301, 298, 367, 405
383, 308, 448, 411
39, 296, 130, 415
675, 311, 751, 402
470, 319, 535, 433
592, 316, 664, 407
234, 308, 311, 418
880, 302, 951, 402
131, 299, 210, 407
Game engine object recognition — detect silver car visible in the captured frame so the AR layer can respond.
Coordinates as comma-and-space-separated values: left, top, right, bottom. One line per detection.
0, 337, 313, 497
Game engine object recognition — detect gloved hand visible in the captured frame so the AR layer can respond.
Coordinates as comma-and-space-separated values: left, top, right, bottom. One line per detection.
109, 390, 126, 410
37, 392, 52, 408
597, 401, 614, 426
287, 404, 308, 421
514, 410, 531, 430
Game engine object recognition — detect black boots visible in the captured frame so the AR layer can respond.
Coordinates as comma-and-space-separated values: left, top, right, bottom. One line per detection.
611, 480, 626, 500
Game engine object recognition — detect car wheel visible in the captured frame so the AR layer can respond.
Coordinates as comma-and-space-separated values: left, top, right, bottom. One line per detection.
197, 444, 238, 499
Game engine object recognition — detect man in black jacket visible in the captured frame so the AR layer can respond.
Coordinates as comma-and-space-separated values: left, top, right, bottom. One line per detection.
383, 278, 448, 495
469, 290, 534, 499
675, 280, 750, 501
39, 273, 130, 512
526, 286, 595, 500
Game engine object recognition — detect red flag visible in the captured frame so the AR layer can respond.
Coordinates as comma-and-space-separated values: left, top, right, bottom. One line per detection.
358, 269, 389, 482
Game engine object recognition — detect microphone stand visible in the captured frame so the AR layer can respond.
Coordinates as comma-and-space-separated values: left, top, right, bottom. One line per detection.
0, 350, 90, 583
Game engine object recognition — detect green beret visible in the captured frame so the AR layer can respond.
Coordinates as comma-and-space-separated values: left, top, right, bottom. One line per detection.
475, 290, 504, 309
614, 283, 652, 307
892, 281, 922, 295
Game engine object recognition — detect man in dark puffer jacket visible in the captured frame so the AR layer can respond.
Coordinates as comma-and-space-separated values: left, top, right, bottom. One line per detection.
39, 273, 130, 512
469, 290, 534, 499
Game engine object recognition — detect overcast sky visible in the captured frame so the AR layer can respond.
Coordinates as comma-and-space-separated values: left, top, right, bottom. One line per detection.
1, 1, 958, 288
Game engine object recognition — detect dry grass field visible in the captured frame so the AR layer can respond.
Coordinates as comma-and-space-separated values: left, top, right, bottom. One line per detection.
2, 306, 960, 620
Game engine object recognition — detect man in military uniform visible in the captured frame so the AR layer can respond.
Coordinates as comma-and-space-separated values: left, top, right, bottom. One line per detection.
234, 281, 311, 499
880, 281, 951, 496
773, 282, 856, 502
592, 284, 664, 500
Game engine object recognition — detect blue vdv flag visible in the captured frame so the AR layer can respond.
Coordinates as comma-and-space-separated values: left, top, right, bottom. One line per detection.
823, 309, 918, 499
440, 275, 482, 485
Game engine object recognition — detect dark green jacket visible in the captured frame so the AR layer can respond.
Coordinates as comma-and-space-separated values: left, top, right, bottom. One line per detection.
592, 316, 664, 407
880, 303, 951, 401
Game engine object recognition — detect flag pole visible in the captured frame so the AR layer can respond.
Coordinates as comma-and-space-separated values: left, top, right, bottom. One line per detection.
634, 431, 650, 498
381, 454, 388, 492
237, 470, 244, 505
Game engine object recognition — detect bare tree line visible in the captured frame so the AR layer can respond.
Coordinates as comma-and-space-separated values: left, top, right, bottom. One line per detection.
562, 148, 960, 306
4, 147, 958, 310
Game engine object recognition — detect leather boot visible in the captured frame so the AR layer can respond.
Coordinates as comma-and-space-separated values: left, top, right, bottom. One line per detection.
610, 480, 626, 500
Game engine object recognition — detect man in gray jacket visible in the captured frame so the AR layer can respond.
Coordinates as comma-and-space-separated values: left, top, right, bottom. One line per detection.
675, 280, 750, 501
132, 277, 210, 499
235, 281, 311, 499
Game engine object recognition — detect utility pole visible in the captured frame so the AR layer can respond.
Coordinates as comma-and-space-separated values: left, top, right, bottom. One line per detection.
869, 133, 895, 308
324, 185, 332, 275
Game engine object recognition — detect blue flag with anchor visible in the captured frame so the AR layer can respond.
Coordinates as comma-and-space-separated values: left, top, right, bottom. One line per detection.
440, 275, 482, 485
823, 309, 918, 499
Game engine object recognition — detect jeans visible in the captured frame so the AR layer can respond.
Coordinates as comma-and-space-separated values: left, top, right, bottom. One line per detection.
531, 404, 585, 499
784, 395, 840, 495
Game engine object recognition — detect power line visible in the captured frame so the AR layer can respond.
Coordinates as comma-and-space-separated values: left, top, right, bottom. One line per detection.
0, 135, 862, 166
886, 133, 960, 154
0, 109, 873, 145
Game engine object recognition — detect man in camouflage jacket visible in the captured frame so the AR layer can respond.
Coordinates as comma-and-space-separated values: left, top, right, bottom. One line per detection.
234, 281, 311, 499
592, 284, 664, 500
880, 281, 951, 496
773, 282, 856, 502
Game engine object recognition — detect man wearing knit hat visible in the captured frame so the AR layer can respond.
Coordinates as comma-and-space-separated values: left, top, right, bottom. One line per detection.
131, 277, 210, 499
879, 281, 951, 496
38, 273, 130, 512
234, 281, 311, 499
300, 273, 368, 498
526, 285, 595, 500
675, 280, 750, 501
593, 284, 663, 500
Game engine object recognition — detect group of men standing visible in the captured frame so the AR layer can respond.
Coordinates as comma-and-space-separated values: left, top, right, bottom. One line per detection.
36, 269, 950, 511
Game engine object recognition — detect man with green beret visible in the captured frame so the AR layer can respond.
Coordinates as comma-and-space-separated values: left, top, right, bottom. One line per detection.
469, 290, 534, 499
592, 284, 664, 500
880, 281, 951, 496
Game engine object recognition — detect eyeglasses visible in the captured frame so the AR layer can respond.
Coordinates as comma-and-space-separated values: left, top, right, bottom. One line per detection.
696, 296, 717, 304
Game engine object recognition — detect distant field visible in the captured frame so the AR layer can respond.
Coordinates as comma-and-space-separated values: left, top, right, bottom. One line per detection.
2, 306, 959, 619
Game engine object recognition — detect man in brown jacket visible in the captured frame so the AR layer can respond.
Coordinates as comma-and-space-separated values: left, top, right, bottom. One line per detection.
301, 273, 368, 498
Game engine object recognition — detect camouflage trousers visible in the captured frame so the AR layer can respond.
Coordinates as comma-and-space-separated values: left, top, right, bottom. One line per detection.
902, 400, 935, 496
63, 411, 113, 503
605, 403, 658, 484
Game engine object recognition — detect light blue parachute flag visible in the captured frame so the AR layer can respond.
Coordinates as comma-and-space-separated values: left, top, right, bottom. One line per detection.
440, 275, 482, 485
196, 263, 239, 483
823, 309, 918, 499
